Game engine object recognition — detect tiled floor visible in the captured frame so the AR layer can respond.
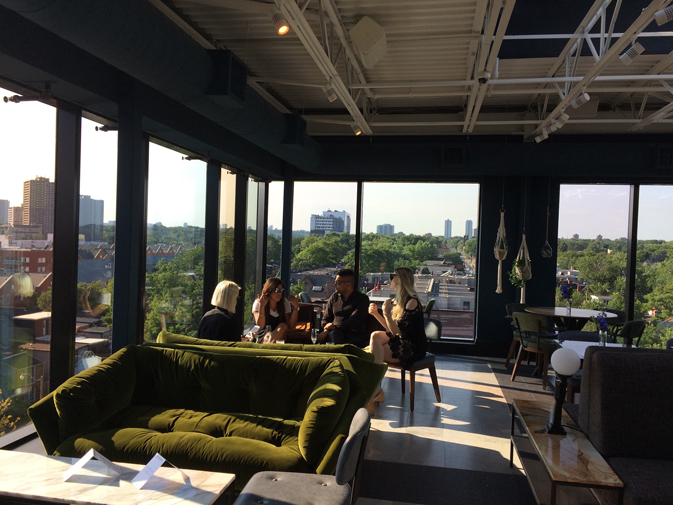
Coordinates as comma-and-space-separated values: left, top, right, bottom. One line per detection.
358, 353, 555, 505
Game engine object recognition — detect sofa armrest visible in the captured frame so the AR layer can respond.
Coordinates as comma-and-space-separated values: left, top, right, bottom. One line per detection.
27, 392, 61, 455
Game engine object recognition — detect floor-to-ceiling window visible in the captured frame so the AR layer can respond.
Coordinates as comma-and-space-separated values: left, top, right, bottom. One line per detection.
557, 184, 630, 319
244, 179, 258, 327
635, 185, 673, 348
361, 182, 480, 340
266, 181, 283, 278
218, 168, 236, 282
74, 118, 117, 372
0, 85, 56, 440
290, 182, 357, 300
143, 143, 206, 342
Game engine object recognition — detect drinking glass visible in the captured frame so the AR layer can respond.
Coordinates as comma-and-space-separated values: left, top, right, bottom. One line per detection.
311, 328, 318, 344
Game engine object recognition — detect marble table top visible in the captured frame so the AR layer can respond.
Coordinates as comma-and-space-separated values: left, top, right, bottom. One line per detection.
0, 450, 235, 505
512, 399, 623, 489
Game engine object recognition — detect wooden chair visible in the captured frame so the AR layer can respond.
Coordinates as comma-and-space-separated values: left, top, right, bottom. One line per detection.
511, 312, 558, 390
504, 303, 528, 367
385, 318, 442, 411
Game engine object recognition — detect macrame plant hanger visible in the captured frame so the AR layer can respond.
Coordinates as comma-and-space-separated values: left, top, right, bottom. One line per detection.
516, 181, 532, 303
494, 180, 508, 294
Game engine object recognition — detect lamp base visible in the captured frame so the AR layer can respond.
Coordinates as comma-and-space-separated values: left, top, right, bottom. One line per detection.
546, 422, 567, 435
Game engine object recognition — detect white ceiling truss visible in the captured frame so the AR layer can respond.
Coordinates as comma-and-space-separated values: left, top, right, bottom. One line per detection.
163, 0, 673, 138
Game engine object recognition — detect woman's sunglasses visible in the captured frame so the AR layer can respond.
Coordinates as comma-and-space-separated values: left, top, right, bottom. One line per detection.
273, 287, 285, 293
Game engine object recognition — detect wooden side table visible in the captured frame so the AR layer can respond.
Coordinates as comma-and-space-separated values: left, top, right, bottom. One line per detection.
510, 399, 623, 505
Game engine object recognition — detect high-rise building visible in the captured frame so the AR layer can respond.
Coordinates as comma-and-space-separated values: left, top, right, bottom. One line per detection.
8, 206, 24, 226
0, 200, 9, 225
572, 233, 579, 239
444, 219, 452, 239
310, 209, 351, 236
465, 220, 473, 238
79, 195, 105, 241
322, 210, 351, 234
23, 176, 55, 235
376, 223, 394, 235
473, 227, 478, 238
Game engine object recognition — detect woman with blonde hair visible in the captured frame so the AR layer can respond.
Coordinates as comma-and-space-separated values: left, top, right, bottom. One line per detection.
252, 277, 299, 343
367, 267, 427, 366
197, 280, 242, 341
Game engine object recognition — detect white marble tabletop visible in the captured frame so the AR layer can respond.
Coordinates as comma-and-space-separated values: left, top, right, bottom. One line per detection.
559, 340, 630, 359
0, 450, 235, 505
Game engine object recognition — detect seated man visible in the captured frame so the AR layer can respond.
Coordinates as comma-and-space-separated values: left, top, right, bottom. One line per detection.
319, 269, 370, 348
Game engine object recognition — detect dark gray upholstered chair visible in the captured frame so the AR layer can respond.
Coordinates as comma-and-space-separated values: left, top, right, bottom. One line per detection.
619, 319, 647, 347
234, 408, 371, 505
667, 338, 673, 350
604, 309, 627, 342
505, 303, 529, 367
385, 318, 442, 411
423, 298, 436, 317
511, 312, 558, 390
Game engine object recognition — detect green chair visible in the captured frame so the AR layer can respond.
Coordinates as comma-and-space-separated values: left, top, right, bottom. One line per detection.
423, 298, 436, 318
505, 303, 528, 367
620, 319, 647, 347
298, 291, 313, 304
511, 312, 558, 390
604, 309, 627, 342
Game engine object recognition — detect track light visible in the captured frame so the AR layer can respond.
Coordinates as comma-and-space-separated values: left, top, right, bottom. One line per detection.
272, 11, 289, 35
620, 42, 645, 65
322, 81, 337, 102
571, 92, 590, 109
3, 83, 52, 104
548, 122, 559, 133
655, 6, 673, 25
351, 123, 362, 136
95, 125, 118, 132
557, 112, 570, 125
535, 127, 549, 143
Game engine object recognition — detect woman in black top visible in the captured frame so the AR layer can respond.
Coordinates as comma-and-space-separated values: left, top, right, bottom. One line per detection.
197, 280, 242, 342
367, 267, 427, 366
252, 278, 299, 342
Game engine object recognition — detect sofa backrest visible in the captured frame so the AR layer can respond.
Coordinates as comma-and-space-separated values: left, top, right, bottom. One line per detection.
157, 330, 373, 361
579, 347, 673, 460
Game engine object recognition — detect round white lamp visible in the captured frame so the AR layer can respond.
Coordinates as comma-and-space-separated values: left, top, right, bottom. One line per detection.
547, 347, 581, 435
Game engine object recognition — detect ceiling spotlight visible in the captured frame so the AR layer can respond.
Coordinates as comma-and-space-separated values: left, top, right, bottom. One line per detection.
351, 123, 362, 136
557, 112, 570, 125
95, 125, 118, 132
322, 81, 337, 103
272, 11, 289, 35
655, 6, 673, 25
620, 42, 645, 65
535, 127, 549, 143
548, 123, 559, 133
571, 92, 590, 109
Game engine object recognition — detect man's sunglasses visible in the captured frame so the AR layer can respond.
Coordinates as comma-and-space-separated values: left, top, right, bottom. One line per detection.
273, 287, 285, 293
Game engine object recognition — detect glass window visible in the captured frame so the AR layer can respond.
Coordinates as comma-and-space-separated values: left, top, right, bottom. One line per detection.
0, 85, 56, 439
635, 185, 673, 348
361, 183, 479, 341
74, 118, 117, 371
219, 169, 236, 282
143, 143, 206, 342
291, 182, 357, 301
557, 184, 630, 319
244, 179, 258, 327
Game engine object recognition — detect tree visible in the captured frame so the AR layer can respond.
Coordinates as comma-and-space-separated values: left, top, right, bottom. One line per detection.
267, 234, 281, 261
443, 252, 463, 266
0, 391, 18, 436
291, 279, 305, 297
37, 287, 52, 312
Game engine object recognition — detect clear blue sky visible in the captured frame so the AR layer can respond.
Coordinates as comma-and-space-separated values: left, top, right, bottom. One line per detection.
2, 85, 673, 239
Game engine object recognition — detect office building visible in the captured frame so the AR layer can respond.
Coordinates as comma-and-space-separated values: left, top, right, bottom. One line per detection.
473, 227, 478, 238
465, 220, 473, 239
79, 195, 104, 242
8, 206, 24, 226
444, 219, 452, 239
23, 176, 55, 235
310, 209, 351, 236
321, 210, 351, 234
376, 223, 394, 235
0, 199, 8, 225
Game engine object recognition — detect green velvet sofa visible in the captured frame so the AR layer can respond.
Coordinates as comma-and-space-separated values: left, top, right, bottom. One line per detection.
28, 344, 382, 490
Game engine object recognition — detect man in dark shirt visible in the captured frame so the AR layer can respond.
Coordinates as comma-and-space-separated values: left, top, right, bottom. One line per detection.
319, 269, 370, 347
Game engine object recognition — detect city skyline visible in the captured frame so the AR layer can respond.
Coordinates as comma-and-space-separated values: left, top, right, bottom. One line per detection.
3, 86, 673, 240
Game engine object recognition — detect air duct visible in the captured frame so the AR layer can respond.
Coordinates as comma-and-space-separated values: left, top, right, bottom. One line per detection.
0, 0, 323, 171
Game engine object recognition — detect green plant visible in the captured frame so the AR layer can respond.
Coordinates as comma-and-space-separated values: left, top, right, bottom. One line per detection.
509, 259, 527, 288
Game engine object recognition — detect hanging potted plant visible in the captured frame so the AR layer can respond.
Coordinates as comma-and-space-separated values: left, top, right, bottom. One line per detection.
509, 259, 526, 289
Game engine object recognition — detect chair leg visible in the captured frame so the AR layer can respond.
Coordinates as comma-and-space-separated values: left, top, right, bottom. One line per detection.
526, 351, 531, 366
429, 364, 441, 402
566, 386, 576, 404
541, 352, 549, 391
505, 338, 519, 368
409, 370, 416, 412
511, 345, 525, 382
400, 369, 405, 394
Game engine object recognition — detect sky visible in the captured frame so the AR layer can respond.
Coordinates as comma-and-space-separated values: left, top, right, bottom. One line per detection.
2, 84, 673, 239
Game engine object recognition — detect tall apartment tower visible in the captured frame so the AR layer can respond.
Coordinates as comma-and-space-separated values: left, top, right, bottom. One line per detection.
322, 210, 351, 234
79, 195, 105, 241
376, 223, 394, 235
465, 220, 473, 238
23, 176, 55, 235
0, 200, 8, 225
8, 206, 24, 226
444, 219, 452, 239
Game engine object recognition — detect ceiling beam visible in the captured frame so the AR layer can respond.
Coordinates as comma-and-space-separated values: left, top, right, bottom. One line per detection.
531, 0, 673, 138
609, 51, 673, 108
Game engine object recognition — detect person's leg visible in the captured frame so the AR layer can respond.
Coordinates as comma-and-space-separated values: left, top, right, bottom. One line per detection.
272, 322, 289, 341
370, 331, 397, 364
327, 328, 345, 344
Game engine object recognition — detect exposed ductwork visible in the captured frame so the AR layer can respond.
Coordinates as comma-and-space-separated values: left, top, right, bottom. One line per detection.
0, 0, 323, 171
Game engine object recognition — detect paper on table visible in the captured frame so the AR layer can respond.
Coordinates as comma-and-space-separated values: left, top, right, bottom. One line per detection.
131, 453, 191, 490
63, 448, 126, 482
